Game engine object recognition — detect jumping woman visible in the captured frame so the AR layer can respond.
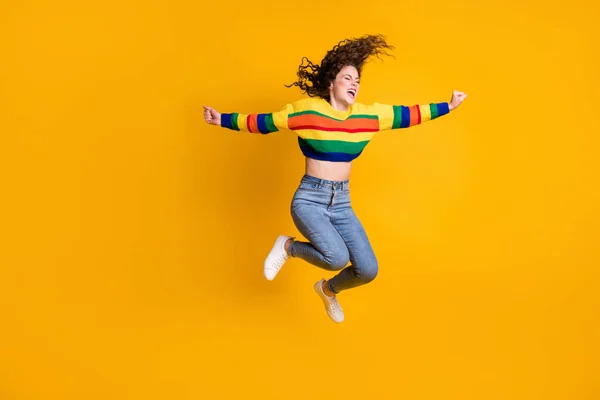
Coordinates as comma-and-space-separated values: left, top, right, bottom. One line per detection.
203, 34, 467, 323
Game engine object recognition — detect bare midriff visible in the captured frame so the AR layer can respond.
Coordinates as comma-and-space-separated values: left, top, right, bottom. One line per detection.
305, 157, 352, 182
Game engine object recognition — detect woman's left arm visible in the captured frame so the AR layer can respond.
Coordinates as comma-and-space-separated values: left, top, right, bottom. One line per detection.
373, 90, 467, 131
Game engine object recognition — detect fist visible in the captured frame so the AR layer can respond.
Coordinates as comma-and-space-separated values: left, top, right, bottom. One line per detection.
203, 106, 221, 125
449, 90, 467, 110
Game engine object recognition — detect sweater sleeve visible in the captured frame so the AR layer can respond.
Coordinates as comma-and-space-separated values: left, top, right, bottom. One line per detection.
371, 102, 450, 131
220, 103, 293, 134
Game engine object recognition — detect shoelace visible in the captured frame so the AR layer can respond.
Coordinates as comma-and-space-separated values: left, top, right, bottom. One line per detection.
273, 254, 288, 269
328, 298, 340, 314
277, 254, 287, 267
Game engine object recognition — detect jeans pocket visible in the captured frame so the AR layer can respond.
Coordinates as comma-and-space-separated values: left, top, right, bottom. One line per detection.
299, 181, 321, 191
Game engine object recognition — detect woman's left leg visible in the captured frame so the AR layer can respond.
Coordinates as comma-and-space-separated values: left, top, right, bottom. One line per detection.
326, 205, 379, 294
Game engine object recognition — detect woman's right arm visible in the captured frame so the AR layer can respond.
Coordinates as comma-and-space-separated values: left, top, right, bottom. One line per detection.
203, 104, 292, 135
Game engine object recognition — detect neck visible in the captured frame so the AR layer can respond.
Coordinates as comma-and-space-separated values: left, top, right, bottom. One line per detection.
328, 95, 349, 112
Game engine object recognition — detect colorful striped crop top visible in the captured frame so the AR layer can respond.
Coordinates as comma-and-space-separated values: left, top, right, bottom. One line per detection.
220, 97, 450, 162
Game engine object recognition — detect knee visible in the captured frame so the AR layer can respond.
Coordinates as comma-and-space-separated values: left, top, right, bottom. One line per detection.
324, 247, 349, 270
355, 257, 378, 283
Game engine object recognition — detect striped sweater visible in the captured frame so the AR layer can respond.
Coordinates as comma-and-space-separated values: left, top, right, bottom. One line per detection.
220, 97, 450, 162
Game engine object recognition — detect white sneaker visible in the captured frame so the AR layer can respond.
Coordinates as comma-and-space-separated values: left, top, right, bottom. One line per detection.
314, 279, 344, 323
264, 235, 294, 281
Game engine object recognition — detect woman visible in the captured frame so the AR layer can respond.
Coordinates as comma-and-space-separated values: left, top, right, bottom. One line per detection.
203, 34, 467, 323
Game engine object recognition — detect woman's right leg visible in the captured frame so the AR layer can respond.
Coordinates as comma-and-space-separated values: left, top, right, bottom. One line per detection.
288, 198, 349, 273
263, 186, 348, 281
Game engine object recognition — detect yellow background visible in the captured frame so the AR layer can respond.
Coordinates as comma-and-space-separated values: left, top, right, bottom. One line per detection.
1, 0, 599, 398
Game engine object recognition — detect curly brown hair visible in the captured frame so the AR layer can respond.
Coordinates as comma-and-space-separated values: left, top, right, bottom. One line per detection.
285, 34, 395, 100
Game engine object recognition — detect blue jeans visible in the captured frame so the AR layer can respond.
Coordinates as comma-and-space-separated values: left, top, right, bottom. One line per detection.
288, 174, 378, 294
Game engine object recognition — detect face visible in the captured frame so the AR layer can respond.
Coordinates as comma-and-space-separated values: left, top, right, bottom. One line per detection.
329, 65, 360, 108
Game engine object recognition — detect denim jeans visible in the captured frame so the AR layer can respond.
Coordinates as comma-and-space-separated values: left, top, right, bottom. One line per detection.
288, 174, 378, 294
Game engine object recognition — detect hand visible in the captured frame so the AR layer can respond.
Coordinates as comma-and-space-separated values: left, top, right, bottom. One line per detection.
449, 90, 467, 110
203, 105, 221, 125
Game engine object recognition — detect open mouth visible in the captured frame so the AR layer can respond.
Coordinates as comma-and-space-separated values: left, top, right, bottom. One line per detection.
347, 89, 356, 99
